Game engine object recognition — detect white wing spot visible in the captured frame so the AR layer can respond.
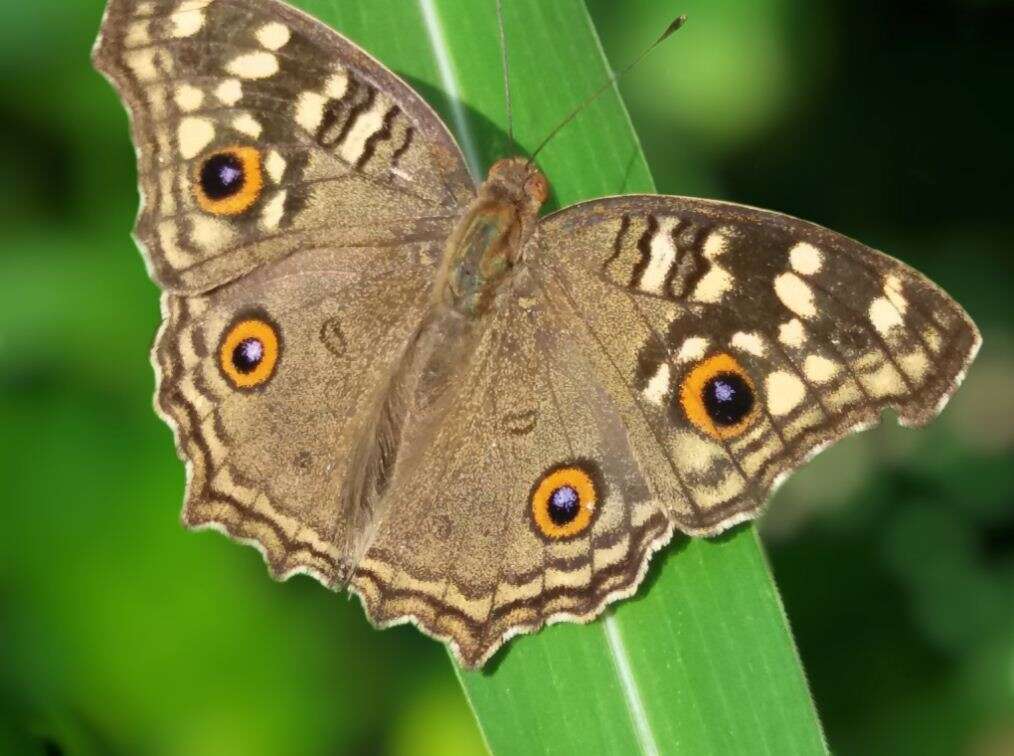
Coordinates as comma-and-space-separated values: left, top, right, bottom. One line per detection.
174, 84, 204, 112
326, 71, 349, 99
261, 190, 287, 230
865, 361, 904, 398
869, 297, 904, 336
170, 8, 206, 38
226, 52, 279, 79
923, 328, 943, 354
232, 113, 263, 138
789, 241, 823, 275
803, 354, 840, 384
638, 217, 679, 295
691, 229, 734, 303
702, 229, 728, 258
338, 98, 388, 164
215, 78, 243, 105
731, 332, 766, 357
884, 274, 908, 315
124, 20, 151, 47
691, 269, 733, 304
779, 318, 807, 348
125, 50, 159, 82
900, 350, 929, 382
774, 272, 817, 319
676, 337, 709, 364
256, 22, 291, 50
190, 215, 235, 252
643, 363, 671, 406
673, 430, 724, 475
265, 151, 287, 184
296, 91, 327, 133
178, 117, 214, 159
766, 371, 807, 416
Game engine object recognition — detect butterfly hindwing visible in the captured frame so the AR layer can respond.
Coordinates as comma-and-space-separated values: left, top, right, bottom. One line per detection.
154, 239, 445, 584
530, 195, 980, 534
350, 283, 673, 667
93, 0, 473, 293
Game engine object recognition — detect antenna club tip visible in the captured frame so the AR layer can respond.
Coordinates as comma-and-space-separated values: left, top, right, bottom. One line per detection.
665, 15, 688, 37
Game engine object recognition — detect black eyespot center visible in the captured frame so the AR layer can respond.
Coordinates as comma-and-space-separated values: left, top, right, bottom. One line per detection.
231, 337, 264, 374
702, 371, 754, 426
547, 485, 580, 525
200, 152, 246, 200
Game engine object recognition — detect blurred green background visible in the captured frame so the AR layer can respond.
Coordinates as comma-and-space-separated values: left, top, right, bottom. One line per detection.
1, 0, 1011, 754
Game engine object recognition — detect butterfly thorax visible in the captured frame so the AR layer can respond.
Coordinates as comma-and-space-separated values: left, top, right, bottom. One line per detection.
437, 158, 548, 317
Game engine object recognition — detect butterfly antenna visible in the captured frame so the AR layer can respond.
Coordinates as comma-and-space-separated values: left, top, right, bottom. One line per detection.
496, 0, 516, 154
527, 15, 687, 166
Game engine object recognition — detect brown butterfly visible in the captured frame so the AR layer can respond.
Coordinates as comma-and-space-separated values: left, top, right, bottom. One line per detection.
92, 0, 980, 667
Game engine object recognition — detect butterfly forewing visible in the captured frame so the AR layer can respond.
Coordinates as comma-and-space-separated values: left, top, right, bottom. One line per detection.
95, 0, 474, 583
93, 0, 473, 293
532, 195, 980, 534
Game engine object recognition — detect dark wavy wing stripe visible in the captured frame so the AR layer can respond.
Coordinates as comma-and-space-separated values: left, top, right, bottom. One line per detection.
353, 510, 671, 665
154, 296, 343, 581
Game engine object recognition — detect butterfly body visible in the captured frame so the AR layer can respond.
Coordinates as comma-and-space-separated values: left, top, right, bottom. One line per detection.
93, 0, 980, 667
438, 157, 547, 316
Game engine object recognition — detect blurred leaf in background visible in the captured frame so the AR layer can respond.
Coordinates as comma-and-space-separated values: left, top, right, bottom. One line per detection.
1, 0, 1011, 754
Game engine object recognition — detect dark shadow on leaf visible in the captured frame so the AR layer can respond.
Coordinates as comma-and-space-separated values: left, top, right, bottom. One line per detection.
397, 72, 646, 213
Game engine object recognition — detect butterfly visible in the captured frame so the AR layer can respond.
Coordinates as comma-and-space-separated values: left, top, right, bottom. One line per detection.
92, 0, 980, 668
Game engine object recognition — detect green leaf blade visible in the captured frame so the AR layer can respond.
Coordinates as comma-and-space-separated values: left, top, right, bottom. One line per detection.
293, 1, 827, 752
456, 532, 826, 755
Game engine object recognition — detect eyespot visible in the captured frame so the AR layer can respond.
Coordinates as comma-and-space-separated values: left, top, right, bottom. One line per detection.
195, 146, 264, 215
679, 353, 759, 440
530, 463, 600, 540
217, 312, 281, 390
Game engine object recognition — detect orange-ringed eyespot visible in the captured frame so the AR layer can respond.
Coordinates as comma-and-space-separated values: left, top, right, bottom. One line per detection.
680, 353, 758, 440
530, 463, 600, 540
218, 313, 281, 390
195, 146, 263, 216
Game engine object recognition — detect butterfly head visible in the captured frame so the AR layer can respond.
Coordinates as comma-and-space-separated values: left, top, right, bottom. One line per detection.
484, 157, 549, 217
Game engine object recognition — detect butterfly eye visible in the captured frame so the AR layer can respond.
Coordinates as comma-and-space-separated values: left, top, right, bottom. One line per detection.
530, 463, 599, 540
195, 146, 264, 216
679, 353, 759, 440
217, 313, 281, 390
